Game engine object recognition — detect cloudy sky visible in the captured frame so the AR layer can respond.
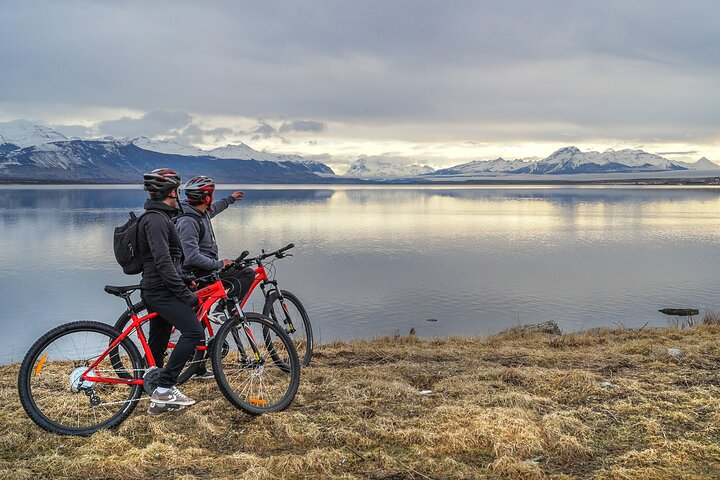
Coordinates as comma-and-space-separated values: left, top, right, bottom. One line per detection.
1, 1, 719, 172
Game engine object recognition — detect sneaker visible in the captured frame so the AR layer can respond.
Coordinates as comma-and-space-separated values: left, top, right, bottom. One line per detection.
150, 386, 197, 406
147, 401, 187, 415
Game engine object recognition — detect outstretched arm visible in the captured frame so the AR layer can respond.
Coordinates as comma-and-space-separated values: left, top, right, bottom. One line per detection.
208, 191, 244, 218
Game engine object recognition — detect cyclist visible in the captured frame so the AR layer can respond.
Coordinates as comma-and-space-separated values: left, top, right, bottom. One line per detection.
177, 175, 254, 298
176, 176, 254, 378
139, 168, 203, 413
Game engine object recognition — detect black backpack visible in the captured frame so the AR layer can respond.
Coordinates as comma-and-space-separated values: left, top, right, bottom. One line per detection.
113, 211, 162, 275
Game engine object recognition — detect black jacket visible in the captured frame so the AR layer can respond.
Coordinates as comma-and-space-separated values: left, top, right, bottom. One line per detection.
138, 199, 198, 306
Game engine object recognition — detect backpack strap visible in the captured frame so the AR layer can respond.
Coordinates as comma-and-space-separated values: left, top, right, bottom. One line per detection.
175, 205, 206, 241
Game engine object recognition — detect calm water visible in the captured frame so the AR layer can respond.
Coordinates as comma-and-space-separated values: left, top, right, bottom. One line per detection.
2, 184, 720, 363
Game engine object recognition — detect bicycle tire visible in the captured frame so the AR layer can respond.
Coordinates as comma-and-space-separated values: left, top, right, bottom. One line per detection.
18, 321, 144, 436
211, 312, 300, 415
112, 302, 205, 384
262, 290, 313, 367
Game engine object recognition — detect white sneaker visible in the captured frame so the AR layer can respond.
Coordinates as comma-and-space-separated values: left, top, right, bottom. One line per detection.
150, 386, 196, 406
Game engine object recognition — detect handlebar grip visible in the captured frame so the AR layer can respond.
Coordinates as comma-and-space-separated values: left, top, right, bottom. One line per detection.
235, 250, 250, 263
278, 243, 294, 254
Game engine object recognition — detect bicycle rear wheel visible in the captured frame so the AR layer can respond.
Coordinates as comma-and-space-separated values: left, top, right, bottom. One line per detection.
211, 313, 300, 414
18, 321, 144, 436
263, 290, 313, 367
112, 303, 205, 384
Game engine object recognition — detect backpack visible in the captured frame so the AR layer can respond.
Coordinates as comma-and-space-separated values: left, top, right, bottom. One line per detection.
113, 210, 162, 275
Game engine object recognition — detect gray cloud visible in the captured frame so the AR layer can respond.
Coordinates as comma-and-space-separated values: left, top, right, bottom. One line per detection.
657, 150, 700, 156
1, 1, 719, 146
279, 120, 326, 134
242, 119, 327, 141
248, 123, 278, 140
51, 124, 94, 138
97, 110, 192, 138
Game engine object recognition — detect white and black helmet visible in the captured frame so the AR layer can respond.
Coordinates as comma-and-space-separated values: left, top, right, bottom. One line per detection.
183, 175, 216, 201
143, 168, 181, 198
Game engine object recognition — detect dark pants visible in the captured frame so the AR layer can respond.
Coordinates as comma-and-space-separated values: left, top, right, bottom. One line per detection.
220, 266, 255, 300
142, 289, 203, 388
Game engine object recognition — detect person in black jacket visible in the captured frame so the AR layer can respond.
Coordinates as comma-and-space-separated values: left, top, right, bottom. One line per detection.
138, 168, 202, 412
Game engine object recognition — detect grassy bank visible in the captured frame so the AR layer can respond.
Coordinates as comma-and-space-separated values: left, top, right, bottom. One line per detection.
2, 325, 720, 479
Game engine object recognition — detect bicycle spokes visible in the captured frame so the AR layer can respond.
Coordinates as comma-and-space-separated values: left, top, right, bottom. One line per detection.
216, 317, 296, 411
27, 329, 142, 431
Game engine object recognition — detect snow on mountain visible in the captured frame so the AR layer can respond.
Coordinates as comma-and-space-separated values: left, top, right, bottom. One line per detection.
675, 157, 720, 170
434, 157, 532, 175
131, 136, 206, 157
128, 139, 333, 173
0, 120, 67, 148
345, 156, 435, 177
208, 143, 276, 161
515, 147, 687, 174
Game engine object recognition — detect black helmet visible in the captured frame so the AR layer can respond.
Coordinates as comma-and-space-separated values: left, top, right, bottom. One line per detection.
184, 175, 216, 204
143, 168, 181, 199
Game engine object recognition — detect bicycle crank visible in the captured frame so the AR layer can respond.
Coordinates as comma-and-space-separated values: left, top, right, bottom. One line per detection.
142, 366, 164, 395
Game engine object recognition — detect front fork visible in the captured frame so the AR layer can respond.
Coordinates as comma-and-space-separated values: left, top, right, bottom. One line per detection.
260, 281, 296, 334
222, 297, 263, 364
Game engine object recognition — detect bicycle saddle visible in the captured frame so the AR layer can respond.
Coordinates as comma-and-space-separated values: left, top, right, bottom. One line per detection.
104, 285, 142, 296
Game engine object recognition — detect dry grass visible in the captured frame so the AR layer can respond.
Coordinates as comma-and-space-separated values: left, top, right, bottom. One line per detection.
3, 325, 720, 479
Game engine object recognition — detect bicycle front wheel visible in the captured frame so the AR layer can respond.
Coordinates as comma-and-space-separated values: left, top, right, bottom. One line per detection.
211, 313, 300, 415
263, 290, 313, 367
18, 321, 144, 436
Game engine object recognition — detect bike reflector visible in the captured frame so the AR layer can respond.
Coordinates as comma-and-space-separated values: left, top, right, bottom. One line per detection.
248, 397, 267, 406
34, 354, 48, 376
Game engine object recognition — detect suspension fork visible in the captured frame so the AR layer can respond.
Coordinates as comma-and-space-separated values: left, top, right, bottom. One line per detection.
260, 280, 295, 330
227, 298, 263, 363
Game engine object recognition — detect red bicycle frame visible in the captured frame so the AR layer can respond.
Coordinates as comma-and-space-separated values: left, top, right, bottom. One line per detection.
239, 263, 270, 307
80, 279, 228, 385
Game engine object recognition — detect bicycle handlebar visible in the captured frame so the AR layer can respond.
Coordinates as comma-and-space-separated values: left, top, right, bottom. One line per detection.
263, 243, 294, 259
233, 243, 296, 267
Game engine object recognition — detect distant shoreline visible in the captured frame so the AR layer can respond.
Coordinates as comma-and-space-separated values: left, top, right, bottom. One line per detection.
2, 176, 719, 186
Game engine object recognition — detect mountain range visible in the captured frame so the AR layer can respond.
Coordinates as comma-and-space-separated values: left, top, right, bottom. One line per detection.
429, 147, 718, 177
1, 121, 718, 182
0, 121, 334, 183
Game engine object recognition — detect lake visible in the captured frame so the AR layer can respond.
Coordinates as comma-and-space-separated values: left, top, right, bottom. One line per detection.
1, 184, 719, 364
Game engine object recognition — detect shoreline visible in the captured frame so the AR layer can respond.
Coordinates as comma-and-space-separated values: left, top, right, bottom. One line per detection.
2, 177, 720, 187
3, 323, 720, 479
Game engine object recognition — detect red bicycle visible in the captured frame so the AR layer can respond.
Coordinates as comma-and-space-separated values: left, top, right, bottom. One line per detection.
114, 243, 313, 375
17, 267, 300, 436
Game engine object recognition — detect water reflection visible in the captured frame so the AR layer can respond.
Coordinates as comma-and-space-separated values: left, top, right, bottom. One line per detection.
1, 185, 720, 364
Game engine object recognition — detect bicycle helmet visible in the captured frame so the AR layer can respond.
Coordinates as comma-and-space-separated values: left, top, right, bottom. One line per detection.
184, 175, 216, 205
143, 168, 181, 199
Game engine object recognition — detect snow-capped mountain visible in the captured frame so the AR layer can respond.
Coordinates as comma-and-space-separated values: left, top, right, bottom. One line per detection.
434, 157, 532, 175
131, 136, 206, 157
0, 121, 335, 180
0, 120, 68, 148
208, 143, 275, 161
0, 138, 333, 183
432, 147, 719, 176
515, 147, 687, 174
132, 140, 333, 174
675, 157, 720, 170
345, 156, 435, 177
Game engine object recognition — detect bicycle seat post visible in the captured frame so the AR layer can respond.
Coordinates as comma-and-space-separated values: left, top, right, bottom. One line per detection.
121, 294, 135, 312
